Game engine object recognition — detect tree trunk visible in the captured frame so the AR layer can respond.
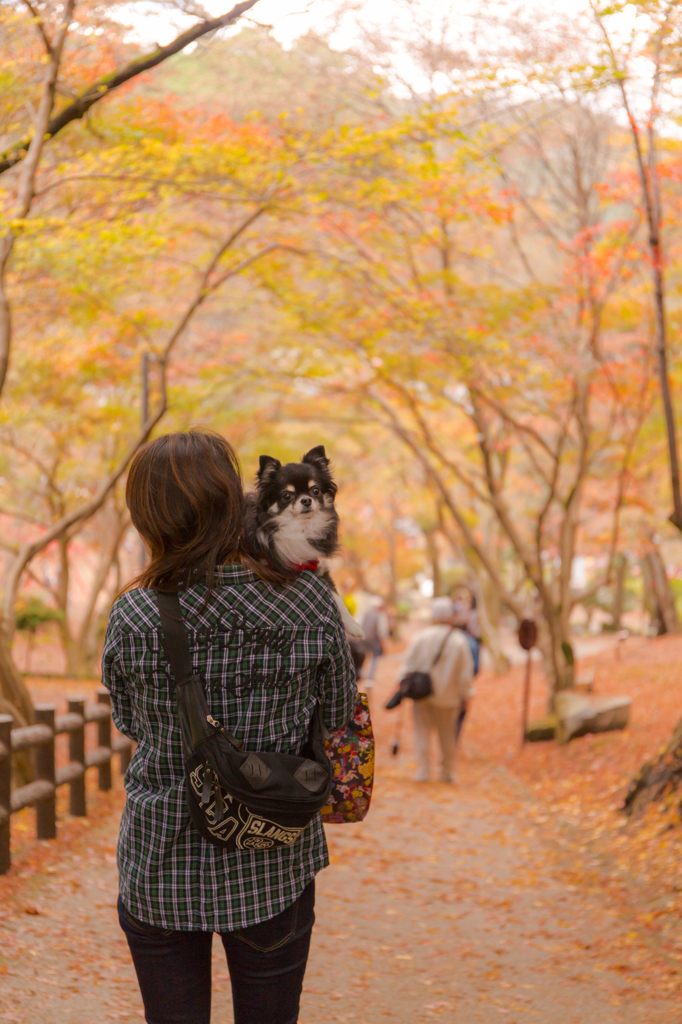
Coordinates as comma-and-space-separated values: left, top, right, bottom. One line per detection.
464, 554, 510, 674
593, 12, 682, 531
25, 630, 34, 673
641, 551, 658, 627
424, 528, 442, 597
612, 553, 627, 630
473, 576, 510, 675
63, 640, 88, 678
344, 546, 371, 595
536, 616, 574, 713
0, 615, 32, 727
54, 533, 86, 676
76, 514, 130, 673
0, 613, 35, 784
624, 710, 682, 816
643, 543, 681, 635
386, 514, 398, 606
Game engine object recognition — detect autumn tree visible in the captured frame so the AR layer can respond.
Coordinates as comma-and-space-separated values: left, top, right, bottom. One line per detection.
252, 102, 657, 703
588, 0, 682, 532
0, 2, 352, 722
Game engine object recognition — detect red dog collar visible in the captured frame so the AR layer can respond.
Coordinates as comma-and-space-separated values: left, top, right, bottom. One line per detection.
242, 536, 319, 573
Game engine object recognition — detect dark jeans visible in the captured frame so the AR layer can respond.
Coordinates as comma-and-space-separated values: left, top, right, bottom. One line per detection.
118, 881, 315, 1024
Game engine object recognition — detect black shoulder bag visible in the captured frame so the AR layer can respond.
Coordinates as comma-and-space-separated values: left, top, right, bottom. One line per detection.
385, 626, 454, 710
155, 591, 332, 852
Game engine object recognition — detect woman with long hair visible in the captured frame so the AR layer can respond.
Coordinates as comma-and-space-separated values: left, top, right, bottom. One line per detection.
102, 430, 356, 1024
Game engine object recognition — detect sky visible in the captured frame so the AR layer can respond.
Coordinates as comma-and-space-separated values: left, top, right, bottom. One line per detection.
124, 0, 586, 50
120, 0, 666, 121
118, 0, 601, 104
121, 0, 346, 47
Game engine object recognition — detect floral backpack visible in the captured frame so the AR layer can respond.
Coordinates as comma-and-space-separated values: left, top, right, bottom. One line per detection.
321, 693, 374, 824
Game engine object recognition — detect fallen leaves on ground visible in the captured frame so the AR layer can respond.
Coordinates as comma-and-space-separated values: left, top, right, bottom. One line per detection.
459, 634, 682, 967
1, 647, 682, 1021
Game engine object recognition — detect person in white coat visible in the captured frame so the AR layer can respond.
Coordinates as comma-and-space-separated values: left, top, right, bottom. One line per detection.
401, 597, 474, 783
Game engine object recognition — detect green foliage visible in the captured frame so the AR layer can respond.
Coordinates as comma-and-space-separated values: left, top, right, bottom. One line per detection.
15, 596, 64, 635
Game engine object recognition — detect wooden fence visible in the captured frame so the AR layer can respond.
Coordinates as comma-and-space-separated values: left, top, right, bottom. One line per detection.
0, 688, 133, 874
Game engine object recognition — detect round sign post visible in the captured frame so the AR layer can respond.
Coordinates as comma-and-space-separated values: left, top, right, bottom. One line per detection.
518, 619, 538, 746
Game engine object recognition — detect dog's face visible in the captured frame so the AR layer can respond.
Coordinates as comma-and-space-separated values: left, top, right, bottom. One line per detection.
253, 445, 339, 561
256, 445, 337, 518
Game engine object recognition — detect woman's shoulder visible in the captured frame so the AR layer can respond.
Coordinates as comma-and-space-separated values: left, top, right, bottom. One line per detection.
109, 570, 340, 633
281, 571, 341, 625
108, 588, 159, 633
215, 566, 340, 629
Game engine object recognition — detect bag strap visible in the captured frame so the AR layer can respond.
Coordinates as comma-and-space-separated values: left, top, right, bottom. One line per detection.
432, 625, 455, 669
155, 591, 193, 689
155, 590, 245, 753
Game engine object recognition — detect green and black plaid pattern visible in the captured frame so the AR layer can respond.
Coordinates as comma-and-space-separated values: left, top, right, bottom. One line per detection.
102, 565, 356, 932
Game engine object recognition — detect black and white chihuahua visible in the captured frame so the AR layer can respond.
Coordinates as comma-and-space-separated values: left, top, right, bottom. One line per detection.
244, 445, 363, 637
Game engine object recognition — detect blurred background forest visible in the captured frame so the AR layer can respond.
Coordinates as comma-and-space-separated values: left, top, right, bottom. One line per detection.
2, 0, 682, 727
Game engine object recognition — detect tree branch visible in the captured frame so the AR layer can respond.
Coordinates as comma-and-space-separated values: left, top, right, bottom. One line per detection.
471, 389, 557, 459
366, 386, 524, 618
0, 0, 75, 400
2, 219, 281, 632
590, 0, 682, 529
376, 373, 489, 502
21, 0, 54, 57
469, 394, 544, 591
77, 506, 131, 650
0, 1, 261, 177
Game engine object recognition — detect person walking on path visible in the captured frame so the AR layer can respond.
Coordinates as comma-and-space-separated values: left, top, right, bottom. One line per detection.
101, 430, 357, 1024
453, 595, 481, 742
401, 597, 474, 784
360, 596, 389, 690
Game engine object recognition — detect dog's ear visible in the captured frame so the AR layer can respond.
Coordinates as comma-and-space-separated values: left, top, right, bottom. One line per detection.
302, 445, 329, 468
257, 455, 282, 481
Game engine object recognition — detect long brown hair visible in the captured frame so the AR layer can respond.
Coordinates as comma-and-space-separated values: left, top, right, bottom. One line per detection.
125, 430, 294, 592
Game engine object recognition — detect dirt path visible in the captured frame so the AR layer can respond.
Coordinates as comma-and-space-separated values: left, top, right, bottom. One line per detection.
1, 654, 681, 1023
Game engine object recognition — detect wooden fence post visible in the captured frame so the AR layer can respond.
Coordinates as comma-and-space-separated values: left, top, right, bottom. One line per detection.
68, 698, 86, 817
34, 705, 56, 840
97, 690, 112, 792
0, 715, 11, 874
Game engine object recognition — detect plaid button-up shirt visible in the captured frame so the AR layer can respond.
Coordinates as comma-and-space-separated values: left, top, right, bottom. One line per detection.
101, 565, 356, 932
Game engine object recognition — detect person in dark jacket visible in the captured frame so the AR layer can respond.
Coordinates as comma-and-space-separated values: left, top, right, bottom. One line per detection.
102, 430, 356, 1024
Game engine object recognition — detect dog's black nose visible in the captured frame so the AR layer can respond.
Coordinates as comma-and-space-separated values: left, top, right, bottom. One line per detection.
300, 496, 312, 508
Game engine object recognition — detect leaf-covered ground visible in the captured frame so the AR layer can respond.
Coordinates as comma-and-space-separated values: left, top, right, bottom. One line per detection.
463, 633, 682, 969
1, 637, 682, 1022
